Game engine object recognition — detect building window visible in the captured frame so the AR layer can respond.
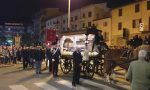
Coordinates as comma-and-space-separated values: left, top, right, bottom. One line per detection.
103, 22, 108, 27
132, 19, 142, 28
133, 20, 136, 28
71, 17, 73, 22
56, 20, 59, 24
135, 4, 140, 13
75, 24, 77, 29
71, 25, 74, 29
75, 16, 78, 21
63, 27, 65, 31
82, 23, 85, 27
147, 1, 150, 10
88, 22, 91, 27
118, 22, 122, 30
83, 13, 85, 18
118, 8, 122, 16
88, 12, 92, 17
63, 20, 65, 24
53, 21, 55, 25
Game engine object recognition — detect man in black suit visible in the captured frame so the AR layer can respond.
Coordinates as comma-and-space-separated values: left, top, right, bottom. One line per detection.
22, 46, 29, 70
52, 45, 61, 77
34, 46, 43, 74
72, 47, 82, 86
46, 48, 53, 72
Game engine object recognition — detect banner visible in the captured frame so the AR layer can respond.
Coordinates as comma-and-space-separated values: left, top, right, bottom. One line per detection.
45, 28, 56, 46
15, 35, 21, 48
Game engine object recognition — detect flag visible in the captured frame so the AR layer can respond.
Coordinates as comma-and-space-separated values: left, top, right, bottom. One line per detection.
15, 35, 21, 48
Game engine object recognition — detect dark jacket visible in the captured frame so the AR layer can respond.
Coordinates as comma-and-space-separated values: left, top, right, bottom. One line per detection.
34, 49, 43, 61
46, 48, 53, 60
52, 48, 61, 61
73, 51, 82, 67
16, 50, 22, 58
22, 49, 29, 59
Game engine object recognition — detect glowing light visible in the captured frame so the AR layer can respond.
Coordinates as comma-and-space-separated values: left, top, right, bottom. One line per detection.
7, 40, 12, 43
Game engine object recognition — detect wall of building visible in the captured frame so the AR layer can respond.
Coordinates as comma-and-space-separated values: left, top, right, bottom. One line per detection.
45, 3, 110, 32
46, 16, 62, 30
111, 0, 150, 46
32, 8, 64, 42
93, 18, 111, 46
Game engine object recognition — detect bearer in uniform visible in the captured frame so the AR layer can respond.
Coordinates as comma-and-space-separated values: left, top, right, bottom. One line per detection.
52, 45, 61, 77
72, 47, 82, 86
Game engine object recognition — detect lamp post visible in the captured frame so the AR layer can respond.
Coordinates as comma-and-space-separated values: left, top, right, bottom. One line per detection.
68, 0, 71, 30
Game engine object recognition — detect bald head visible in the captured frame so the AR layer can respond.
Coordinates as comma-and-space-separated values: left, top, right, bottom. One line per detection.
138, 50, 147, 59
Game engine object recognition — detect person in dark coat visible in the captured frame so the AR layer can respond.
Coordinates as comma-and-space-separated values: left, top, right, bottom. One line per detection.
72, 47, 82, 86
29, 47, 35, 68
22, 47, 29, 70
132, 35, 140, 48
42, 48, 45, 61
34, 46, 43, 74
46, 47, 53, 72
12, 48, 17, 64
45, 48, 49, 68
16, 47, 22, 62
138, 36, 143, 46
148, 35, 150, 45
52, 45, 61, 77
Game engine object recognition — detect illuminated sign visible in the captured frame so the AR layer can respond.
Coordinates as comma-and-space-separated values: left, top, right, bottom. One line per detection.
5, 23, 23, 26
139, 23, 144, 31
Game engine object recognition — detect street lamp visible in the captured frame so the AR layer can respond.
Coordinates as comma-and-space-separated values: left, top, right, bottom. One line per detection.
68, 0, 71, 30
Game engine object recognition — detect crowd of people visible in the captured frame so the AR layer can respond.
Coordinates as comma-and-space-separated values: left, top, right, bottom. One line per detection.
0, 34, 150, 89
0, 46, 20, 65
0, 44, 61, 76
128, 35, 150, 48
0, 44, 82, 87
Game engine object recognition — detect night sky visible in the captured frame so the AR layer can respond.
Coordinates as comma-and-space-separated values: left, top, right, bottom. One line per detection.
0, 0, 135, 24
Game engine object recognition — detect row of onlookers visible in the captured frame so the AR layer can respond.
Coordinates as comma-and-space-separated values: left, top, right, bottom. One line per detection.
0, 46, 20, 65
128, 35, 150, 48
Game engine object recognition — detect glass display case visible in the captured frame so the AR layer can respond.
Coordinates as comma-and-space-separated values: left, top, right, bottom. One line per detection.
60, 34, 98, 58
